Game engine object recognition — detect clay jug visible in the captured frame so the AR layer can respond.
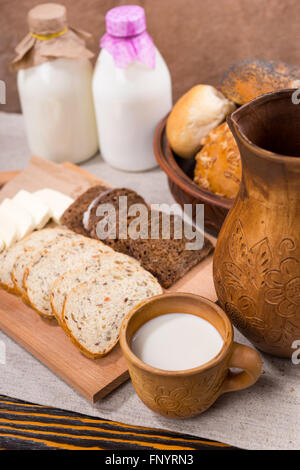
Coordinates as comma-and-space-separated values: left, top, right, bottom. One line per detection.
213, 89, 300, 358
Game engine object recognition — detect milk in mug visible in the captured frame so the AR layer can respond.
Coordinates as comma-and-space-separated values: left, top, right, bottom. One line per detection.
131, 313, 224, 371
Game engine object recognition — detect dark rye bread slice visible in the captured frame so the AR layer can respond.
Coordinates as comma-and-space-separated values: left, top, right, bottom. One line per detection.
87, 188, 148, 255
129, 213, 214, 288
61, 185, 107, 236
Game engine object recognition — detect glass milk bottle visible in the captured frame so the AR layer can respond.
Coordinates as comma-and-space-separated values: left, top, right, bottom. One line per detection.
11, 3, 98, 164
93, 5, 172, 171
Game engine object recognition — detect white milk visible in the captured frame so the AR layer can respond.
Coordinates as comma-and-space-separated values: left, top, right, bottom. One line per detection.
18, 58, 98, 164
92, 48, 172, 172
131, 313, 224, 371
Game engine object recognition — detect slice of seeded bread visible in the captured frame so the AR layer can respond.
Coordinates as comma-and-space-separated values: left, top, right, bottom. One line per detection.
24, 237, 113, 318
130, 213, 214, 288
131, 236, 214, 288
61, 185, 107, 236
11, 228, 79, 298
0, 238, 31, 293
50, 252, 142, 326
86, 188, 148, 255
63, 270, 162, 358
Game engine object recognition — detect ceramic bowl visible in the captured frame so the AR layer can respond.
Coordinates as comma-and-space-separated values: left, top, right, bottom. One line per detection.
154, 115, 233, 235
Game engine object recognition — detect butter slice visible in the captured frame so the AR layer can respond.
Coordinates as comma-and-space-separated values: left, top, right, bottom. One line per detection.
34, 189, 74, 224
0, 207, 19, 248
13, 190, 50, 229
1, 198, 35, 240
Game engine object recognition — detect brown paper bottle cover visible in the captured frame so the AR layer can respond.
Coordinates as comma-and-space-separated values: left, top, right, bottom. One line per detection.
11, 3, 94, 71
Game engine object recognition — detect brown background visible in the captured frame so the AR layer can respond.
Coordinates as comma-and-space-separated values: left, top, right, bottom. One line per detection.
1, 0, 300, 113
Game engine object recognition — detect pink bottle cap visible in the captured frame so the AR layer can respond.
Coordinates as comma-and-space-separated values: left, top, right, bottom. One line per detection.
105, 5, 146, 37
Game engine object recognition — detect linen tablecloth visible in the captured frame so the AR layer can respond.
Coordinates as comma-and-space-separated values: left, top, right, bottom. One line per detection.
0, 111, 299, 450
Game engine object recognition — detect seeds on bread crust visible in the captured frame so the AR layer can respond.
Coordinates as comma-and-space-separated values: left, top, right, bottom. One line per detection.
63, 270, 162, 358
50, 252, 141, 325
24, 237, 112, 318
10, 228, 76, 297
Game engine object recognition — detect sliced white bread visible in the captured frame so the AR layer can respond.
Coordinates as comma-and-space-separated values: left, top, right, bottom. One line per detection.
50, 252, 142, 325
63, 270, 162, 358
1, 228, 74, 294
0, 236, 37, 293
24, 238, 113, 318
11, 228, 80, 297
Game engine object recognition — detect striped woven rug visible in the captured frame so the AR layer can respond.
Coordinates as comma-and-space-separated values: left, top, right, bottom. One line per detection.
0, 395, 237, 450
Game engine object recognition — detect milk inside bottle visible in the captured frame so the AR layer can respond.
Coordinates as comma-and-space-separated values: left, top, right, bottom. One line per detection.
12, 3, 98, 164
93, 5, 172, 172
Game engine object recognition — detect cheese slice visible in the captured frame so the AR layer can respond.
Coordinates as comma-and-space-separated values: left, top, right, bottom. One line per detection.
0, 238, 5, 252
34, 189, 74, 224
13, 190, 50, 229
1, 198, 35, 240
0, 207, 19, 248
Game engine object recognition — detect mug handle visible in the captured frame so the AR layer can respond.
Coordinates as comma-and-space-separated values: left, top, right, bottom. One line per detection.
222, 342, 262, 393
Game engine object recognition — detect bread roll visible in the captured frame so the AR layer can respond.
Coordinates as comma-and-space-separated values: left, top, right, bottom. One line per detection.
194, 122, 241, 199
221, 58, 300, 105
166, 85, 235, 159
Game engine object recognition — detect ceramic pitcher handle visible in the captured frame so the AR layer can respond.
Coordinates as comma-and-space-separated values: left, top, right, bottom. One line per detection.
222, 342, 262, 393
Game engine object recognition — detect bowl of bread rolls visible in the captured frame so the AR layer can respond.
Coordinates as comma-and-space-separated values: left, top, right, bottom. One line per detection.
154, 58, 300, 235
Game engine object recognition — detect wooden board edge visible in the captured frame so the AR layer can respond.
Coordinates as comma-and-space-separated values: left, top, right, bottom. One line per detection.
92, 370, 130, 403
0, 316, 96, 403
0, 170, 20, 189
0, 161, 110, 192
61, 161, 112, 188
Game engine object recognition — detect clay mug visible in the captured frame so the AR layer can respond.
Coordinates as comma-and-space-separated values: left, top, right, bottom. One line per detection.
120, 293, 262, 419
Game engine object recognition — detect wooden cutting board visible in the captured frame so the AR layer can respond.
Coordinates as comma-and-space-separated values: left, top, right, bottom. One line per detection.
0, 290, 129, 402
0, 159, 215, 403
